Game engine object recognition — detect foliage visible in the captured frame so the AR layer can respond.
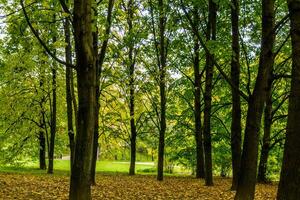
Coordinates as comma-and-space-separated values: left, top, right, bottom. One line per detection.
0, 0, 292, 183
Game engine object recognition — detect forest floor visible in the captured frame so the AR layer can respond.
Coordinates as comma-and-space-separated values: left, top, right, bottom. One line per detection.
0, 172, 277, 200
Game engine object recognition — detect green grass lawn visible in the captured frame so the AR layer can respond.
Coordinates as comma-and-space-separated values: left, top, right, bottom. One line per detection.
0, 160, 192, 176
0, 160, 156, 175
53, 160, 156, 173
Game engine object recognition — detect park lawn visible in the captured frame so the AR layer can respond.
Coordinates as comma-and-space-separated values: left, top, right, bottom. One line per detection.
0, 172, 277, 200
49, 160, 156, 173
0, 160, 156, 175
0, 160, 191, 176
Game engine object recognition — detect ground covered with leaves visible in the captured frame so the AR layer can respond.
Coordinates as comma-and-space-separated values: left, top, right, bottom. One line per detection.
0, 173, 277, 199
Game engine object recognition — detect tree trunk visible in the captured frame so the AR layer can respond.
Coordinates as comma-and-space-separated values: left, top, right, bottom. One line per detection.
91, 5, 99, 186
69, 0, 96, 199
203, 0, 216, 186
257, 77, 272, 183
157, 0, 167, 181
90, 0, 114, 185
277, 0, 300, 199
39, 131, 47, 170
39, 68, 47, 170
47, 61, 57, 174
64, 13, 75, 170
193, 32, 205, 179
128, 0, 137, 176
230, 0, 242, 190
91, 90, 99, 185
234, 0, 275, 199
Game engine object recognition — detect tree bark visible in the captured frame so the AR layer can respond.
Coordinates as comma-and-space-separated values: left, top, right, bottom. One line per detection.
69, 0, 96, 199
230, 0, 242, 190
257, 76, 272, 183
38, 70, 47, 170
234, 0, 275, 199
193, 32, 205, 179
39, 131, 47, 170
90, 0, 114, 185
64, 11, 75, 170
128, 0, 137, 176
277, 0, 300, 199
90, 4, 100, 186
48, 59, 57, 174
203, 0, 216, 186
157, 0, 167, 181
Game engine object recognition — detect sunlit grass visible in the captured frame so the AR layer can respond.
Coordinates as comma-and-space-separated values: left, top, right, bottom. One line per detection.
0, 160, 156, 175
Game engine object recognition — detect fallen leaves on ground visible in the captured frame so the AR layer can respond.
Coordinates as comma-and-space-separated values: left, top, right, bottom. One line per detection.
0, 173, 277, 199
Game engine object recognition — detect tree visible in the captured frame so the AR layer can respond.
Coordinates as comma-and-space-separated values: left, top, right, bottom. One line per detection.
203, 0, 217, 186
126, 0, 138, 176
63, 0, 75, 170
230, 0, 242, 190
48, 21, 58, 174
192, 4, 205, 179
277, 0, 300, 198
91, 0, 115, 185
69, 0, 97, 199
235, 0, 275, 198
148, 0, 168, 181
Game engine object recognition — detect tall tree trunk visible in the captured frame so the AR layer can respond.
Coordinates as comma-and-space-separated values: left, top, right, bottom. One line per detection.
39, 131, 47, 170
277, 0, 300, 199
128, 0, 137, 176
257, 76, 272, 183
193, 32, 205, 179
91, 87, 99, 186
71, 72, 78, 133
69, 0, 96, 199
39, 71, 47, 170
90, 0, 114, 185
157, 0, 167, 181
230, 0, 242, 190
91, 4, 99, 186
64, 12, 75, 170
47, 12, 58, 174
234, 0, 275, 199
48, 61, 57, 174
203, 0, 216, 186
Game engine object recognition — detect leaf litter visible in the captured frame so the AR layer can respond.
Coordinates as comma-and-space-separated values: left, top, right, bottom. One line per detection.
0, 173, 277, 199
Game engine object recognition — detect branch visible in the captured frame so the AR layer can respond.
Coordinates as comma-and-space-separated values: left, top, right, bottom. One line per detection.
20, 0, 76, 70
272, 114, 288, 123
274, 14, 290, 34
98, 0, 115, 76
271, 94, 289, 117
270, 128, 286, 141
59, 0, 72, 17
0, 1, 37, 19
180, 1, 249, 102
240, 33, 252, 95
273, 73, 292, 80
274, 33, 291, 58
173, 65, 194, 85
270, 136, 285, 150
211, 115, 231, 139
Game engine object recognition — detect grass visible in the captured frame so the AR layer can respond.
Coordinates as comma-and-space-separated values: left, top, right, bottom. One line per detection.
0, 160, 156, 175
0, 160, 192, 177
53, 160, 156, 173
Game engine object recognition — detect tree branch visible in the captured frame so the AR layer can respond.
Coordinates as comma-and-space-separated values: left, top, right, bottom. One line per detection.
20, 0, 76, 70
180, 1, 249, 102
